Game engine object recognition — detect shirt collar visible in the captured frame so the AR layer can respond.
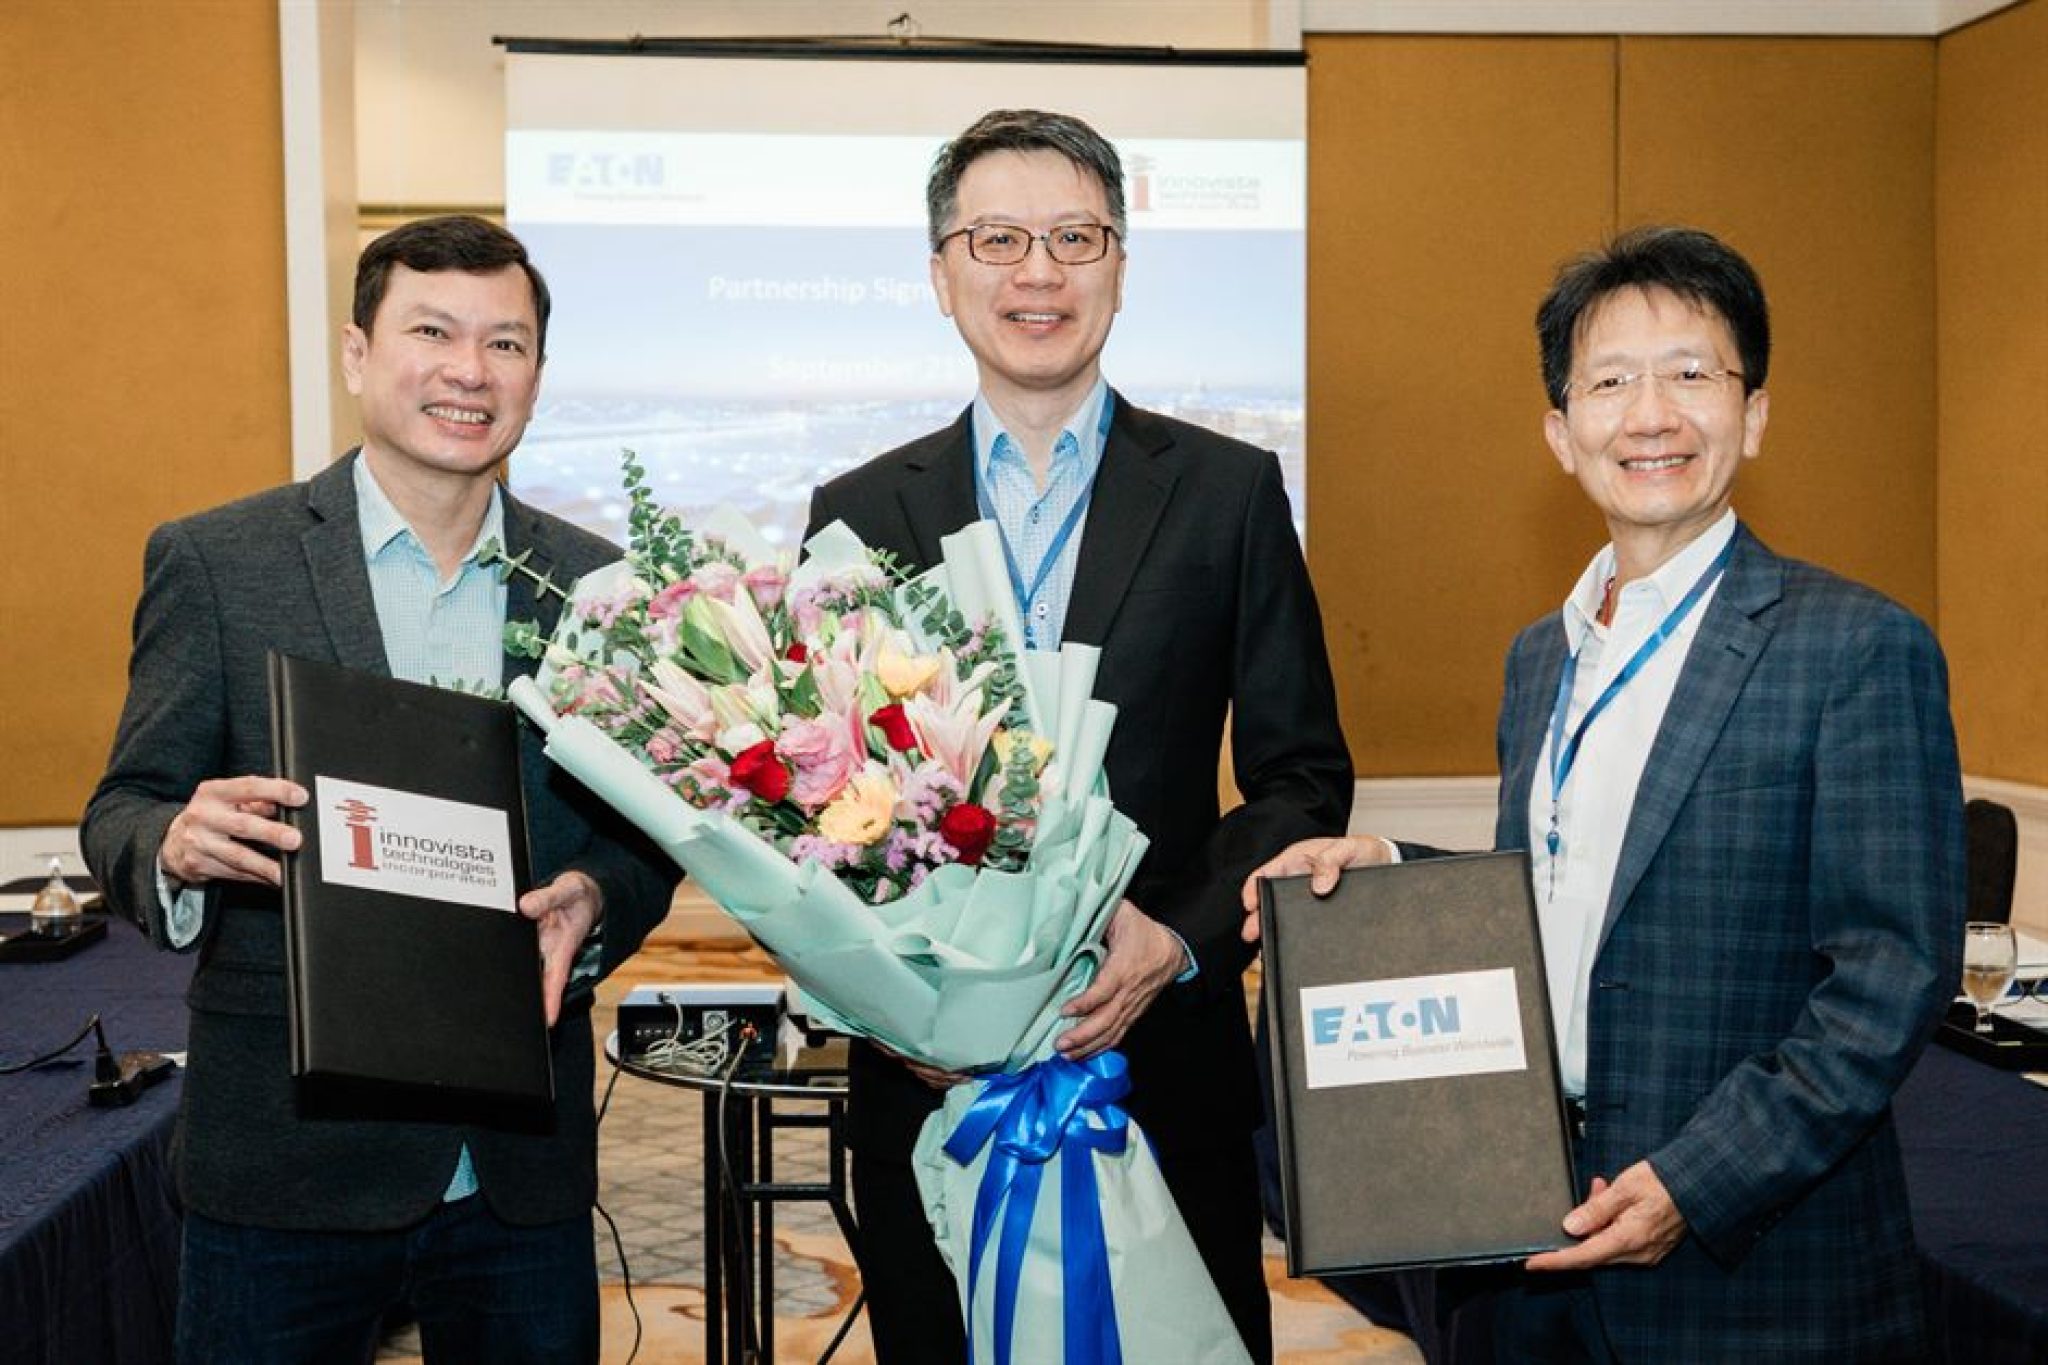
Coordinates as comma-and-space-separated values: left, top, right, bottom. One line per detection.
971, 376, 1111, 483
1562, 509, 1737, 652
352, 452, 504, 568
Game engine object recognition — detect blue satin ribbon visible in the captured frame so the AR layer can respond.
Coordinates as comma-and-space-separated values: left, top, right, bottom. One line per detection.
942, 1051, 1132, 1365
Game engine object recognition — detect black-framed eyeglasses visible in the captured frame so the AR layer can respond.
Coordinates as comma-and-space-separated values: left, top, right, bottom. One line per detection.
937, 222, 1120, 266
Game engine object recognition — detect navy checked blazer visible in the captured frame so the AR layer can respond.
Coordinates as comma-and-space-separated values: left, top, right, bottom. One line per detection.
1492, 523, 1965, 1361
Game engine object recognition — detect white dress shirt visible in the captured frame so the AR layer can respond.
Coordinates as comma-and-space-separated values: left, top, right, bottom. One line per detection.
1528, 510, 1736, 1096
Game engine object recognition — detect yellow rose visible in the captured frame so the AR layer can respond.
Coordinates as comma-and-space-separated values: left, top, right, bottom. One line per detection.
991, 728, 1053, 775
818, 771, 898, 846
876, 642, 943, 699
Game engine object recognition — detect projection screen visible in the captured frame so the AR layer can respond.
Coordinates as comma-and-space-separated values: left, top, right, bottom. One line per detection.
503, 43, 1306, 552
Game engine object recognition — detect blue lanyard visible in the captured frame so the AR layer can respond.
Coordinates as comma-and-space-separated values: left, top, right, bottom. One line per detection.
1543, 537, 1734, 878
974, 393, 1115, 645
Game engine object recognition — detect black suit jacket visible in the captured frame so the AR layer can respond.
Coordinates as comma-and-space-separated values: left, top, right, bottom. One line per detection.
806, 396, 1353, 1158
82, 453, 677, 1231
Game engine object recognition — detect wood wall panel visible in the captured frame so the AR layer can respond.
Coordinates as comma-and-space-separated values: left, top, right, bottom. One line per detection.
1937, 0, 2048, 782
0, 2, 291, 823
1306, 35, 1616, 776
1617, 38, 1938, 620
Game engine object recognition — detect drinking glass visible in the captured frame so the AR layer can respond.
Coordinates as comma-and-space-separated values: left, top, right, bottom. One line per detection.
1962, 922, 2018, 1034
27, 852, 82, 930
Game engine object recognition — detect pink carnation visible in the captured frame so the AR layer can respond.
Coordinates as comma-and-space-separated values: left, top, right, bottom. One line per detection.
743, 564, 789, 612
777, 717, 858, 810
688, 561, 742, 602
647, 580, 697, 620
645, 728, 684, 765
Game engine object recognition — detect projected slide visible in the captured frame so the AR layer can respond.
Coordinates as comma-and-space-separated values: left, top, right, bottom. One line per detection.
504, 60, 1305, 553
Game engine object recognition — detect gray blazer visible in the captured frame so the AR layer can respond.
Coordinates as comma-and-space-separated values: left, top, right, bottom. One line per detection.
83, 453, 676, 1230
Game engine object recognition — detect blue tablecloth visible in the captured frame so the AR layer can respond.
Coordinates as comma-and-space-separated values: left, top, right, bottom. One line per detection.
0, 914, 192, 1365
1278, 1036, 2048, 1363
1895, 1042, 2048, 1365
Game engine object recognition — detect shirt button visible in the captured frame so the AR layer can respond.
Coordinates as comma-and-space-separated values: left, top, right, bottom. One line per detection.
1029, 508, 1042, 525
1034, 603, 1049, 617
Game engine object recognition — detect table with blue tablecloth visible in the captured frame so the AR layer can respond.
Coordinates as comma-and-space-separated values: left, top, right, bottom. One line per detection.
1263, 1027, 2048, 1362
1895, 1041, 2048, 1365
0, 914, 192, 1365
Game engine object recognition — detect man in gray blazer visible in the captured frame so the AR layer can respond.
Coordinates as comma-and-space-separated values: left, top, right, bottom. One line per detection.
83, 216, 675, 1365
1245, 227, 1963, 1362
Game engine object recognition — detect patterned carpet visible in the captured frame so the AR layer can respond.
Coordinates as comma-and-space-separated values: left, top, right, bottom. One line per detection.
382, 927, 1424, 1364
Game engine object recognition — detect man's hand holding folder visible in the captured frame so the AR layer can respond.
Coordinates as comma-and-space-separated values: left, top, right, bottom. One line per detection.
519, 869, 602, 1027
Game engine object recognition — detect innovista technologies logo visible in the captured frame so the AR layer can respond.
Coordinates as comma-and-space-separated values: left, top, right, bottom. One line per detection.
315, 776, 517, 914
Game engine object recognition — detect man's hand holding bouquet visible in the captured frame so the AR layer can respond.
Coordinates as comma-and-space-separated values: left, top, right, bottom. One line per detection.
498, 458, 1250, 1364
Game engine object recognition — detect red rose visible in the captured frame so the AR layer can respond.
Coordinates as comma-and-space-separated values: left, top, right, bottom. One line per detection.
729, 739, 792, 804
784, 641, 809, 664
870, 703, 920, 753
938, 803, 997, 866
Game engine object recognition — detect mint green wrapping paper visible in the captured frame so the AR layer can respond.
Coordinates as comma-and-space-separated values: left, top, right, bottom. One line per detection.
912, 1075, 1254, 1365
511, 517, 1247, 1361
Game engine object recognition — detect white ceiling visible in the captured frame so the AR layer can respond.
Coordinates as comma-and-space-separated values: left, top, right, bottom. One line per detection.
1300, 0, 2026, 36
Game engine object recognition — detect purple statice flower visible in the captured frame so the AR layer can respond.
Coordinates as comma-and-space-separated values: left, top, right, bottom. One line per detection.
897, 765, 964, 823
790, 834, 859, 871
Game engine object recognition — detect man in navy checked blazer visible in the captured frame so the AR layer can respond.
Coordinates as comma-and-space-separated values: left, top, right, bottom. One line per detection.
1246, 227, 1964, 1362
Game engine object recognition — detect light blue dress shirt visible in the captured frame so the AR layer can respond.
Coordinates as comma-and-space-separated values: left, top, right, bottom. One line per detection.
970, 378, 1110, 652
969, 382, 1196, 983
356, 456, 509, 1202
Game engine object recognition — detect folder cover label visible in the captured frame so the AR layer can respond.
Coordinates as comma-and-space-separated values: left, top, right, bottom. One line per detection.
314, 775, 517, 911
1299, 966, 1527, 1089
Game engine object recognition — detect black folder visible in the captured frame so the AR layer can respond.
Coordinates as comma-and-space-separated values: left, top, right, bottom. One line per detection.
1258, 851, 1575, 1274
269, 654, 552, 1107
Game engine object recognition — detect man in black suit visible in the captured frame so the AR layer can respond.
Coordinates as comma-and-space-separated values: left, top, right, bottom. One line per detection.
82, 216, 676, 1364
806, 108, 1353, 1364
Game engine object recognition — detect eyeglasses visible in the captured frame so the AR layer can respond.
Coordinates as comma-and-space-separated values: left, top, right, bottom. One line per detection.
937, 222, 1120, 267
1566, 364, 1746, 410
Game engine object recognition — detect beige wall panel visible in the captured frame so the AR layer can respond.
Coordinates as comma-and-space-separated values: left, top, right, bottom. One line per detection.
1937, 0, 2048, 782
1617, 38, 1938, 620
0, 2, 291, 824
1307, 35, 1617, 776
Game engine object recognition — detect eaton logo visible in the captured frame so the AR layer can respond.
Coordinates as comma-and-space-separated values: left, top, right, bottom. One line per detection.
1309, 994, 1462, 1046
1298, 968, 1527, 1091
546, 152, 665, 191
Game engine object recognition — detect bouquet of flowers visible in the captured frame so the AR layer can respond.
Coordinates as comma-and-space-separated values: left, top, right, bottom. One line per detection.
500, 457, 1250, 1364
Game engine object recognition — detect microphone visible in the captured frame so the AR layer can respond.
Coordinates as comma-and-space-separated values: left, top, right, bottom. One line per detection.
88, 1016, 176, 1108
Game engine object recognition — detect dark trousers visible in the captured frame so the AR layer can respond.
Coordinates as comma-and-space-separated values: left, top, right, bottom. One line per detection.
1490, 1273, 1619, 1365
852, 1137, 1273, 1365
176, 1198, 597, 1365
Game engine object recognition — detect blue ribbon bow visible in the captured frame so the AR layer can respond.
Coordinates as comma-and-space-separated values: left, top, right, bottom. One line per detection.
942, 1051, 1133, 1365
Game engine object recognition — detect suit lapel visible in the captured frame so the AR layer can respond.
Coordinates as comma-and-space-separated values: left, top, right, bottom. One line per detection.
301, 453, 391, 677
893, 409, 979, 571
1498, 623, 1568, 851
1598, 526, 1781, 951
497, 487, 564, 689
1062, 393, 1178, 646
